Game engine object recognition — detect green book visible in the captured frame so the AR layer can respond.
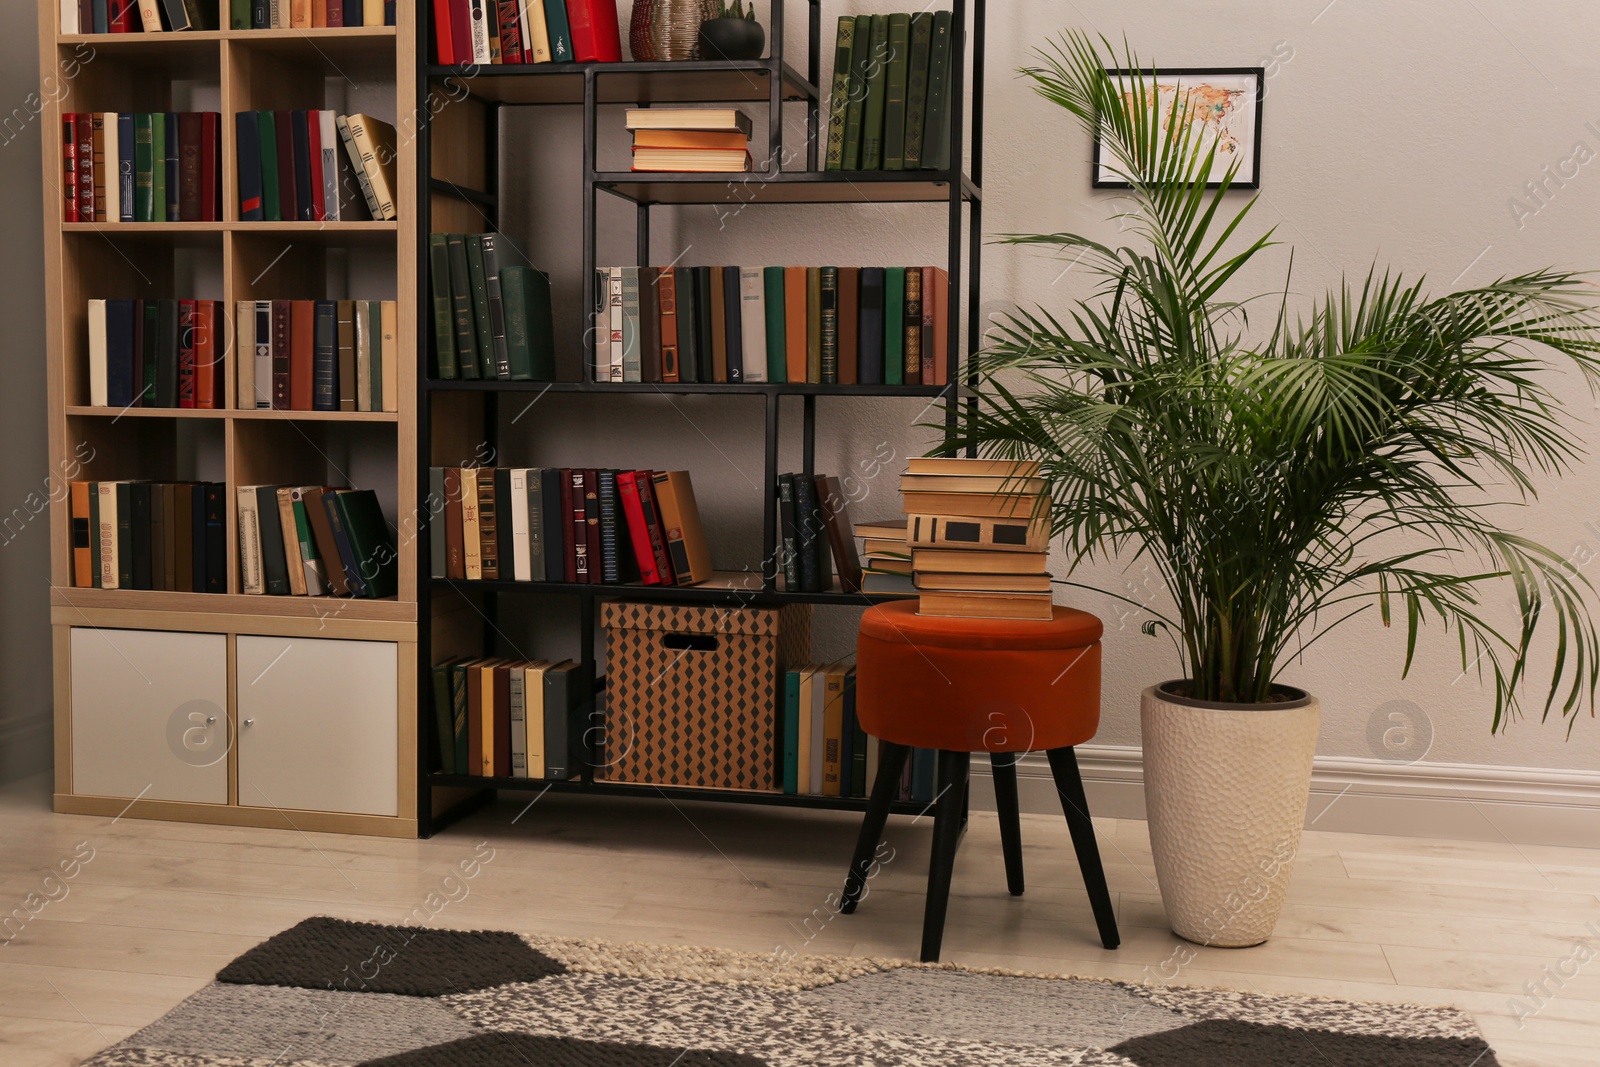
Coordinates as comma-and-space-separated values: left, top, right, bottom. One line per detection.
445, 234, 479, 380
763, 266, 787, 382
882, 14, 911, 171
501, 265, 556, 381
449, 662, 470, 776
367, 301, 385, 412
257, 111, 280, 222
231, 0, 249, 28
843, 15, 873, 170
904, 13, 934, 169
820, 266, 839, 384
782, 669, 800, 794
861, 15, 890, 170
824, 16, 856, 170
150, 113, 166, 223
806, 267, 822, 383
884, 267, 906, 385
465, 235, 495, 379
427, 234, 458, 379
331, 489, 397, 599
923, 11, 954, 171
431, 662, 455, 774
133, 113, 154, 223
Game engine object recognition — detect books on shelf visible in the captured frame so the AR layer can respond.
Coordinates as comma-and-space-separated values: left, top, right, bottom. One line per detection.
825, 11, 955, 172
62, 0, 398, 31
428, 233, 555, 381
592, 264, 948, 386
776, 472, 859, 594
428, 657, 578, 779
625, 109, 753, 173
237, 485, 397, 598
778, 660, 935, 803
228, 298, 396, 412
84, 298, 224, 409
69, 480, 227, 592
234, 110, 394, 222
61, 112, 221, 223
428, 466, 712, 587
431, 0, 610, 64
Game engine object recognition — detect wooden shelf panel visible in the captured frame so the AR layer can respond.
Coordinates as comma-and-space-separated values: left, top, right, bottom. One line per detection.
67, 406, 399, 422
595, 170, 982, 205
66, 405, 228, 419
432, 572, 915, 606
52, 585, 416, 622
63, 222, 229, 234
426, 380, 962, 398
428, 59, 816, 106
223, 27, 396, 41
225, 27, 399, 78
424, 775, 928, 815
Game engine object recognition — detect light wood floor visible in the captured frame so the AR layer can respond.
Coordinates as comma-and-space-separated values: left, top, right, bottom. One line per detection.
1, 773, 1595, 1067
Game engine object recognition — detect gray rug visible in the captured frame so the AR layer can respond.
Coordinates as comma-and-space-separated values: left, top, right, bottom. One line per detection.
84, 917, 1501, 1066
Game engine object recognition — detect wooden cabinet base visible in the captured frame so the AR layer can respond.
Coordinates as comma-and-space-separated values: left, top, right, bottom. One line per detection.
53, 793, 418, 838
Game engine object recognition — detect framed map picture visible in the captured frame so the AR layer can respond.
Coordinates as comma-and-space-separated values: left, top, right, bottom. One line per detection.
1093, 67, 1264, 189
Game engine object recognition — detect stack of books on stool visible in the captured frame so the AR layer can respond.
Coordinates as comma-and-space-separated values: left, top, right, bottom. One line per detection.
901, 458, 1053, 620
853, 516, 914, 594
626, 108, 753, 173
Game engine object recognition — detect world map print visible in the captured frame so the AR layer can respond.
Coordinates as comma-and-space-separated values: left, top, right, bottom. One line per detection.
1095, 71, 1262, 187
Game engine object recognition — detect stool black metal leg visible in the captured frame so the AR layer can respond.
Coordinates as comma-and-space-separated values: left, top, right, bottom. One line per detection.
1046, 746, 1120, 950
841, 741, 911, 915
920, 749, 970, 962
990, 752, 1025, 896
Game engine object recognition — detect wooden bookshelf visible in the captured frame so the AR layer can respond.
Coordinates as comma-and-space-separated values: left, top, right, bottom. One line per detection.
39, 1, 420, 836
415, 3, 985, 834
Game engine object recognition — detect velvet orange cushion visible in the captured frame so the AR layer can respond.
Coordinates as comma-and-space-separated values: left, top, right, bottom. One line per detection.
855, 601, 1103, 753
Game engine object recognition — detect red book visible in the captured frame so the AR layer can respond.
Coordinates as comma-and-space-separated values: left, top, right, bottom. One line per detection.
271, 299, 292, 409
327, 0, 344, 25
290, 300, 314, 410
178, 112, 203, 223
449, 0, 472, 65
306, 114, 325, 221
567, 0, 623, 62
274, 109, 298, 223
62, 114, 78, 223
616, 472, 660, 584
177, 300, 198, 408
108, 0, 137, 31
561, 470, 578, 583
495, 0, 525, 62
430, 0, 454, 61
631, 469, 675, 585
76, 114, 93, 223
582, 468, 601, 584
194, 301, 218, 409
200, 112, 220, 222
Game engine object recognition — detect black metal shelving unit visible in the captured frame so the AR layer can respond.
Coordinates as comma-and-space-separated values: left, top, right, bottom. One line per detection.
415, 0, 986, 837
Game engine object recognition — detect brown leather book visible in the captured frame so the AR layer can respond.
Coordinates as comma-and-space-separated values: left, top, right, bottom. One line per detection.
289, 300, 314, 410
275, 487, 307, 595
583, 468, 601, 585
658, 267, 680, 382
650, 470, 713, 585
903, 265, 923, 386
709, 267, 728, 383
336, 300, 357, 411
178, 112, 203, 223
838, 267, 860, 385
476, 466, 499, 580
304, 485, 350, 595
638, 267, 662, 383
70, 482, 92, 587
815, 475, 863, 593
175, 482, 194, 593
271, 300, 292, 409
928, 266, 949, 386
784, 265, 807, 383
274, 109, 298, 223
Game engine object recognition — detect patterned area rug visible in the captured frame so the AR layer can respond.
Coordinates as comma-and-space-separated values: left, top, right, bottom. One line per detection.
85, 917, 1501, 1066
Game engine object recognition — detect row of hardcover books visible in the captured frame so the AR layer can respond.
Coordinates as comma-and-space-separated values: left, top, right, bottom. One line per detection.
236, 0, 396, 28
782, 662, 936, 803
236, 299, 398, 413
593, 265, 952, 387
427, 233, 556, 381
235, 111, 397, 223
429, 0, 621, 65
824, 12, 957, 173
426, 467, 712, 586
428, 658, 580, 779
69, 481, 226, 593
85, 299, 224, 410
776, 473, 861, 595
61, 112, 221, 224
236, 485, 397, 598
60, 0, 396, 32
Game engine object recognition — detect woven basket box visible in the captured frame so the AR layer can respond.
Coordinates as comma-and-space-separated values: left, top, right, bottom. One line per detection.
600, 600, 812, 790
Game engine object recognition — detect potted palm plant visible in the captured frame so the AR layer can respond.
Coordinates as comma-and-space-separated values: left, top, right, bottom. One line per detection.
956, 32, 1600, 947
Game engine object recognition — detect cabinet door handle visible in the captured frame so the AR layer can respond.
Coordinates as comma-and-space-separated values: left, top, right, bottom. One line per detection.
243, 718, 255, 726
206, 716, 216, 724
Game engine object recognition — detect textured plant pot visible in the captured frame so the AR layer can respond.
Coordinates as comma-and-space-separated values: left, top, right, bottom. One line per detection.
697, 18, 765, 61
1141, 681, 1320, 947
630, 0, 716, 61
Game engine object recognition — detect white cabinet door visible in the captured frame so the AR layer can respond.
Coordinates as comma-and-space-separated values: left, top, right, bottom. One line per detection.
70, 628, 229, 804
236, 635, 398, 817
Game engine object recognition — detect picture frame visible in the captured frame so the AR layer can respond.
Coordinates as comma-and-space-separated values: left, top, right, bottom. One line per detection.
1092, 67, 1265, 189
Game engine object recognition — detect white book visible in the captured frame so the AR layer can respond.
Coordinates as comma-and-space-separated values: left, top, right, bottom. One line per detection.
355, 300, 373, 412
522, 0, 551, 63
236, 301, 254, 409
739, 267, 767, 382
510, 666, 528, 777
61, 0, 78, 33
96, 482, 118, 589
237, 486, 264, 594
607, 267, 624, 382
253, 301, 272, 408
272, 0, 288, 29
468, 0, 493, 65
135, 0, 162, 31
509, 468, 531, 580
103, 114, 119, 225
87, 299, 108, 407
335, 115, 381, 220
319, 111, 340, 221
525, 661, 547, 778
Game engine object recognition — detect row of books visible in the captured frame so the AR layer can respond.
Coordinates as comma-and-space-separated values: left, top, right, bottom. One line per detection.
235, 0, 396, 28
235, 299, 398, 413
60, 0, 397, 32
61, 112, 221, 223
781, 662, 936, 803
237, 485, 397, 598
824, 12, 957, 173
624, 107, 752, 174
429, 658, 580, 779
776, 473, 861, 595
593, 265, 951, 387
427, 233, 556, 381
85, 299, 225, 410
430, 0, 620, 65
235, 111, 397, 223
68, 481, 226, 593
426, 467, 712, 586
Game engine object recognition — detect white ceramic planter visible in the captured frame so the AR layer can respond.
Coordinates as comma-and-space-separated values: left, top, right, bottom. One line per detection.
1141, 681, 1321, 947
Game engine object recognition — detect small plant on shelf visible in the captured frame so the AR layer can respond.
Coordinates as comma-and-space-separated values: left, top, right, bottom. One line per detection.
699, 0, 765, 61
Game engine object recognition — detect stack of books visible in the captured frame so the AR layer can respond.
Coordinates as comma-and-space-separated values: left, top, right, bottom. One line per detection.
626, 108, 753, 173
431, 0, 621, 64
85, 298, 224, 410
234, 111, 396, 223
234, 299, 398, 413
61, 112, 221, 223
776, 473, 861, 594
237, 486, 398, 599
853, 516, 913, 595
429, 658, 579, 780
427, 232, 555, 382
903, 458, 1054, 620
823, 11, 957, 172
69, 481, 227, 593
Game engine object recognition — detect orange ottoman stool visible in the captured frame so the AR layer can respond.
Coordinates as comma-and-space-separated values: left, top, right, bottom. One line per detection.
841, 600, 1120, 962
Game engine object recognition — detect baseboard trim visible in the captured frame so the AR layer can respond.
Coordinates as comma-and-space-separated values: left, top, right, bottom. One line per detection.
967, 746, 1600, 849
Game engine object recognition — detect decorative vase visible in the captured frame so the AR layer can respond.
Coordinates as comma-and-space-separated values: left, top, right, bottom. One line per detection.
697, 17, 765, 61
1140, 681, 1320, 947
629, 0, 716, 61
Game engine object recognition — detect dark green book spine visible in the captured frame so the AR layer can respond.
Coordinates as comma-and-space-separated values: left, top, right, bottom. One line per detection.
763, 266, 787, 383
445, 234, 479, 380
449, 662, 470, 774
523, 268, 555, 381
115, 482, 134, 589
257, 110, 280, 222
334, 489, 397, 599
133, 114, 154, 223
465, 235, 495, 379
883, 267, 905, 386
882, 13, 911, 171
150, 112, 166, 223
923, 11, 954, 171
824, 16, 856, 170
861, 15, 890, 170
431, 663, 454, 774
231, 0, 249, 29
501, 265, 534, 381
156, 299, 179, 407
820, 267, 839, 384
843, 15, 872, 170
677, 267, 699, 383
428, 233, 458, 379
903, 13, 934, 169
